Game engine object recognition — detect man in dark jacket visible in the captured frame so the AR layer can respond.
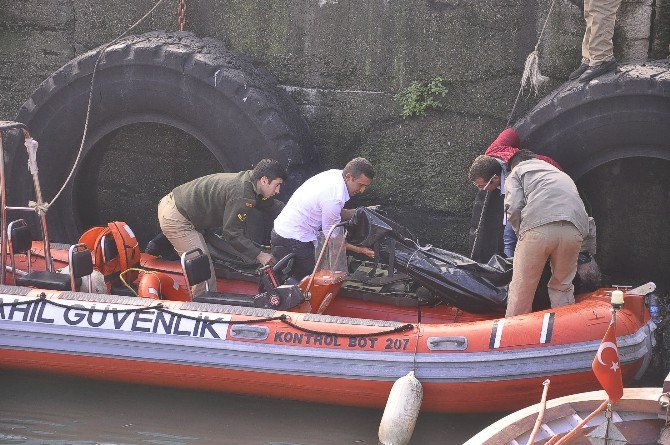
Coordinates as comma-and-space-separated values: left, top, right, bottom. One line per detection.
158, 159, 286, 295
468, 128, 562, 257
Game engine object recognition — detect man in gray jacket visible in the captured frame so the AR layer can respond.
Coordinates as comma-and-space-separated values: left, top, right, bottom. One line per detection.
504, 150, 589, 317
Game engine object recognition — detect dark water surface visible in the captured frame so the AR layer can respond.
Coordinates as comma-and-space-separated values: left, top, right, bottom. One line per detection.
0, 369, 502, 445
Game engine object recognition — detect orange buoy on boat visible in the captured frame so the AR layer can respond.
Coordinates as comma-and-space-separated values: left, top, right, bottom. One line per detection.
137, 271, 190, 301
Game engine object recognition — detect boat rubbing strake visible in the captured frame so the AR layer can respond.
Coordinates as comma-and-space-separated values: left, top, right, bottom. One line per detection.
0, 283, 654, 413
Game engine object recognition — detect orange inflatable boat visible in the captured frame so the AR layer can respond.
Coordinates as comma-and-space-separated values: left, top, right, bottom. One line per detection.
0, 240, 655, 413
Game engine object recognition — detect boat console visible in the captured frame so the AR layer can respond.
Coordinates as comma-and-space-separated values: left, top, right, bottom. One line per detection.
182, 247, 304, 310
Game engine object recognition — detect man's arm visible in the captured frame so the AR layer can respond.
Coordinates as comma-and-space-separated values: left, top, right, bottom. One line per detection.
321, 198, 343, 236
504, 172, 525, 234
221, 198, 266, 264
347, 243, 375, 258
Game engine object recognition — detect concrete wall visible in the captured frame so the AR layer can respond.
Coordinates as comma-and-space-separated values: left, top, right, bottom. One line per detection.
0, 0, 661, 252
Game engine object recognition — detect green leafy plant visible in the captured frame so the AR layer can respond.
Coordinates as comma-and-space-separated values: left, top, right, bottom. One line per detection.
394, 76, 448, 118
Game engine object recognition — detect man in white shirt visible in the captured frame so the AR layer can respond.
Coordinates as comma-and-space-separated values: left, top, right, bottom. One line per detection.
272, 157, 376, 280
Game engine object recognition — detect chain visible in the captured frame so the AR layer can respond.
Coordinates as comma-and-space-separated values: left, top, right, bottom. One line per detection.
178, 0, 186, 31
605, 401, 613, 438
659, 392, 670, 425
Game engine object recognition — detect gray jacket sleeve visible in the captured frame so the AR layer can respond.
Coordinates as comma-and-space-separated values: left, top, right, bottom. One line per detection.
504, 172, 525, 234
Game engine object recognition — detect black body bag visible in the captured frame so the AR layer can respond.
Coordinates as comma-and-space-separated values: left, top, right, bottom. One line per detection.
347, 208, 511, 314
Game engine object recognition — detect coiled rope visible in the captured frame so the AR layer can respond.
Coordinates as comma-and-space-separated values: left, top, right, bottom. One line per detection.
505, 0, 559, 127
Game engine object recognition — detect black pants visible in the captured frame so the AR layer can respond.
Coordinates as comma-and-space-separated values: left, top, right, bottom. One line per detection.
271, 230, 315, 281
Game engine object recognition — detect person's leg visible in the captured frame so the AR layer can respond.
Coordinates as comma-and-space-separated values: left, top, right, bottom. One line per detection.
271, 231, 316, 281
506, 226, 553, 317
158, 193, 217, 295
587, 0, 623, 65
503, 221, 518, 258
569, 0, 592, 82
582, 0, 594, 62
547, 222, 583, 308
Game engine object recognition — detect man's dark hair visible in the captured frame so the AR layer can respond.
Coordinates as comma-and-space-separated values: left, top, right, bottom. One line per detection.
343, 157, 375, 179
508, 149, 537, 170
468, 155, 502, 181
251, 159, 287, 182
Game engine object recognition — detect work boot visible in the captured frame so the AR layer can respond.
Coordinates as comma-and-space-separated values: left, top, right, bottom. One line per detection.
568, 63, 589, 81
578, 60, 617, 83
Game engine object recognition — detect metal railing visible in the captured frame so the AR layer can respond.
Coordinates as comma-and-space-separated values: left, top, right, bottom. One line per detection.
0, 121, 54, 284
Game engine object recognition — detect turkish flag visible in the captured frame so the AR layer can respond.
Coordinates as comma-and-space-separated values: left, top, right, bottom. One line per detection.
591, 320, 624, 402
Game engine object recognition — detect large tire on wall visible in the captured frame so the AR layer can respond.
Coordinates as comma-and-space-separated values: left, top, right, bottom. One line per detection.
515, 61, 670, 176
470, 61, 670, 286
10, 31, 316, 243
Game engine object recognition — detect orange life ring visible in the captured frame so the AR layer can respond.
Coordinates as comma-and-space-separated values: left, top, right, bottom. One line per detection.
137, 271, 190, 301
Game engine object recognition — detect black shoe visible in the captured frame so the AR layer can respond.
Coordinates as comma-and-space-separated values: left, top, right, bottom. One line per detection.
568, 63, 589, 80
578, 60, 617, 83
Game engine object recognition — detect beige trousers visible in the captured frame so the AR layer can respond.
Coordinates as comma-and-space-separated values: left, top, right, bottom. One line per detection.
506, 221, 583, 318
582, 0, 623, 65
157, 193, 217, 295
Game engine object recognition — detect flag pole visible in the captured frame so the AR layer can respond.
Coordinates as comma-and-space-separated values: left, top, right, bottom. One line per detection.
525, 379, 551, 445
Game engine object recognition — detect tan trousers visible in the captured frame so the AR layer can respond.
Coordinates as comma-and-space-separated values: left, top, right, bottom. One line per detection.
157, 193, 217, 295
582, 0, 622, 65
506, 221, 583, 318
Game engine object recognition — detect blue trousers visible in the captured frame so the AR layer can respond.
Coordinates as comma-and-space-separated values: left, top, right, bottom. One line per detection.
504, 222, 517, 258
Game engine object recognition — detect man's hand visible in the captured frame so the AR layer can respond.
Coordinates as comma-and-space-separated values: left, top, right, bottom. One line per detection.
257, 251, 276, 266
358, 247, 375, 258
347, 243, 375, 259
341, 208, 356, 221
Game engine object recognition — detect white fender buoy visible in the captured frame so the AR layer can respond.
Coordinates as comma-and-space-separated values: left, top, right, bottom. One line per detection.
87, 270, 107, 294
59, 267, 107, 294
378, 371, 423, 445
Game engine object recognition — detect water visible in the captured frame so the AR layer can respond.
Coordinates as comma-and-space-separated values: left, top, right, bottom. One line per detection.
0, 370, 502, 445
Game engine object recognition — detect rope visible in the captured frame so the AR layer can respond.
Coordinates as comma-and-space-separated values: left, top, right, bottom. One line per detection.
179, 0, 187, 31
412, 320, 421, 373
505, 0, 559, 127
659, 392, 670, 425
279, 316, 414, 338
0, 294, 416, 337
28, 201, 49, 216
119, 267, 151, 298
469, 190, 490, 259
45, 0, 170, 210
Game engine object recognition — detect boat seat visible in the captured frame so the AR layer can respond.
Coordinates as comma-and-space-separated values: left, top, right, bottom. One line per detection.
9, 219, 91, 291
182, 248, 258, 306
182, 248, 303, 309
16, 270, 73, 291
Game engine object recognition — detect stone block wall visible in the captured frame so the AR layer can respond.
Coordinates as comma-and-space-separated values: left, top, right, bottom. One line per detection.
0, 0, 662, 251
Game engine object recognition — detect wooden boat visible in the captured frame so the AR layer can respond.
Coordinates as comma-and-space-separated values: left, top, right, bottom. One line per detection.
0, 240, 655, 413
465, 373, 670, 444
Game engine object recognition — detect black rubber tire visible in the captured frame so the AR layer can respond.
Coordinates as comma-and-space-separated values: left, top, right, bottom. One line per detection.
10, 31, 316, 242
469, 60, 670, 261
515, 60, 670, 179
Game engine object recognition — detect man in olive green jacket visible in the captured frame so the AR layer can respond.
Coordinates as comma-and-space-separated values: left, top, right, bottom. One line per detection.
158, 159, 286, 295
504, 151, 589, 317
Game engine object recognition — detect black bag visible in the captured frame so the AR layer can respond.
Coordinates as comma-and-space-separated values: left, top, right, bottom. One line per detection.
347, 208, 510, 314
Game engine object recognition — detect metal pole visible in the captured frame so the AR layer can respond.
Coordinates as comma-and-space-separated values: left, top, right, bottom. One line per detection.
24, 131, 54, 272
0, 133, 6, 284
